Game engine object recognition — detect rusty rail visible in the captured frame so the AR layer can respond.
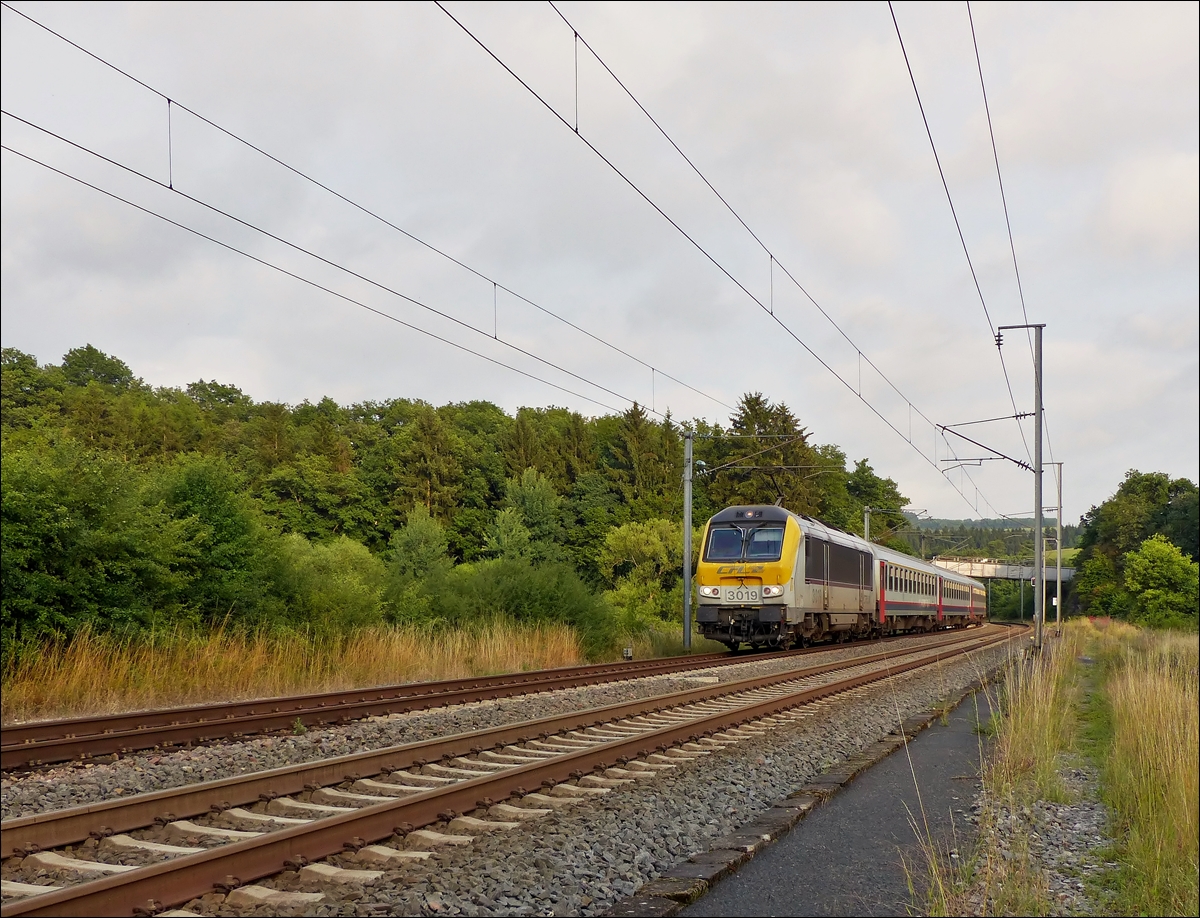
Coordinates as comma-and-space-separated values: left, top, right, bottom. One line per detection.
0, 627, 1017, 916
1, 630, 963, 769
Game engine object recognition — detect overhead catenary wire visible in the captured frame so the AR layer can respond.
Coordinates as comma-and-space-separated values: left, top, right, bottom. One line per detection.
888, 1, 1035, 467
6, 1, 1006, 518
1, 143, 628, 415
0, 0, 732, 415
965, 0, 1057, 466
437, 0, 1001, 520
547, 0, 1025, 522
547, 1, 941, 451
2, 108, 662, 416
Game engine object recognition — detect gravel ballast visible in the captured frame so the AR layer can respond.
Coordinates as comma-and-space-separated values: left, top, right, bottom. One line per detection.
959, 759, 1116, 916
1, 634, 970, 821
161, 639, 1018, 917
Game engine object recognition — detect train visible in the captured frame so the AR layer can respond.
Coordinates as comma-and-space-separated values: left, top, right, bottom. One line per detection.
694, 505, 987, 650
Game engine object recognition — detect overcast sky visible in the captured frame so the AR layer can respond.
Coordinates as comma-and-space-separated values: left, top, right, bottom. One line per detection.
2, 1, 1197, 525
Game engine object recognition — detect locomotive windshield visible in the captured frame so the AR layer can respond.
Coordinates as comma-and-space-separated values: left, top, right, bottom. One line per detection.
704, 525, 785, 562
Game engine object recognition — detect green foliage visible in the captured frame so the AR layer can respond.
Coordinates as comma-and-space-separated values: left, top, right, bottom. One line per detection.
484, 509, 534, 561
152, 455, 283, 626
275, 534, 387, 632
420, 559, 618, 658
1122, 536, 1199, 630
1, 437, 190, 645
388, 505, 451, 581
598, 518, 702, 634
502, 468, 567, 564
61, 344, 136, 391
1077, 553, 1130, 618
1075, 471, 1200, 618
1078, 471, 1198, 564
2, 342, 929, 657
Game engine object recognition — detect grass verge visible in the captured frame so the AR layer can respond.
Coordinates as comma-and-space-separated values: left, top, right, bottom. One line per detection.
1092, 622, 1199, 916
1, 621, 585, 723
921, 619, 1199, 917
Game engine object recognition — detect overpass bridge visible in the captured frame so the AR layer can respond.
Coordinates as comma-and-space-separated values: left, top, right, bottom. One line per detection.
931, 557, 1075, 583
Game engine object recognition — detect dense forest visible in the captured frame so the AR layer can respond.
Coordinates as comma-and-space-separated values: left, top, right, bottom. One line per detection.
7, 346, 1192, 658
1, 345, 912, 658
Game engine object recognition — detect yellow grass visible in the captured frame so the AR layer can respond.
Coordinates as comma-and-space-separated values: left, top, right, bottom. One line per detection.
1102, 627, 1199, 916
988, 625, 1084, 803
922, 626, 1082, 917
923, 619, 1200, 917
2, 622, 584, 723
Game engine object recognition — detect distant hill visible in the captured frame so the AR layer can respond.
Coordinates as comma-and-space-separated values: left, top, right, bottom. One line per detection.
905, 516, 1034, 531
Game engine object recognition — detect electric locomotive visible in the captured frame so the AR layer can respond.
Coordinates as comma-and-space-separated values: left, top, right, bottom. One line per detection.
694, 505, 986, 650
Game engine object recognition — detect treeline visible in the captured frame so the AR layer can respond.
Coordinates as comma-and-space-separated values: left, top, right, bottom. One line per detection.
1075, 471, 1199, 629
1, 345, 911, 657
896, 520, 1080, 561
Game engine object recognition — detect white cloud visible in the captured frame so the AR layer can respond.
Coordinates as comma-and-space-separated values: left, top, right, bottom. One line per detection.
1099, 151, 1200, 260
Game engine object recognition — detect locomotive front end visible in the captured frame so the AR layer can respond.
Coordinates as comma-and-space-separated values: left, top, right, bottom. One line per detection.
694, 506, 800, 650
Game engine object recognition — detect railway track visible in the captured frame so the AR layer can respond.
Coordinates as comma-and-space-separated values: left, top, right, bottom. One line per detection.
0, 625, 1016, 916
0, 632, 945, 770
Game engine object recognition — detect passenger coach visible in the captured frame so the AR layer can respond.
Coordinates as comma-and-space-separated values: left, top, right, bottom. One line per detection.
694, 505, 985, 650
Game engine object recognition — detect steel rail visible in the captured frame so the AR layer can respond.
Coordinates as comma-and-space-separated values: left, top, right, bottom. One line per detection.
1, 630, 964, 769
1, 628, 1016, 917
1, 652, 729, 768
1, 628, 994, 858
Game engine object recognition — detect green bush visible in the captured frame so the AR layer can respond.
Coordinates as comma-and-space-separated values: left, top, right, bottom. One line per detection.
1124, 535, 1199, 630
422, 559, 619, 658
1, 437, 189, 648
276, 534, 388, 633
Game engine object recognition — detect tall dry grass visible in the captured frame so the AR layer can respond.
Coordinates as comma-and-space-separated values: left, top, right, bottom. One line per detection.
922, 620, 1200, 917
2, 622, 583, 723
987, 625, 1084, 803
921, 627, 1082, 917
1102, 628, 1199, 916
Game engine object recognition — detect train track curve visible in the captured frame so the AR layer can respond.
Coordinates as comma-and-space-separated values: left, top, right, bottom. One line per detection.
0, 625, 1018, 916
1, 632, 945, 770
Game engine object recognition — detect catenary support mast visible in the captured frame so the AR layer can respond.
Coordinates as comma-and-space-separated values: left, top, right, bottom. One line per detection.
683, 431, 693, 651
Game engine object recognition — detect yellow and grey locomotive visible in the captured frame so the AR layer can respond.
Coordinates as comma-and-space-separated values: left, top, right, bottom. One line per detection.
694, 505, 985, 650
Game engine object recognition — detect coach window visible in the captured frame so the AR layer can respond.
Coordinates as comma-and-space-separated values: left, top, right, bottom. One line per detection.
705, 527, 743, 561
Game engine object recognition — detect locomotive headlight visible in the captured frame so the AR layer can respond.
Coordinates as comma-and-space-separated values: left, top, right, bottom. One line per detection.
762, 585, 784, 598
699, 586, 720, 597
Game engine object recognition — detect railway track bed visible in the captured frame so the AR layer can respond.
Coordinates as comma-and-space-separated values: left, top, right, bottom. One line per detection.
2, 632, 968, 821
0, 627, 1019, 916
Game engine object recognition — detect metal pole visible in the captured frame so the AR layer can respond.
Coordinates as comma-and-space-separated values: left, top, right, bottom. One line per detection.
683, 431, 693, 652
1055, 462, 1063, 634
864, 506, 870, 543
1033, 324, 1044, 651
1020, 576, 1024, 622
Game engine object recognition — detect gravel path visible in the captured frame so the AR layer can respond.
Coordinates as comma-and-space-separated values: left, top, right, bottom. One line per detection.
167, 639, 1014, 917
0, 634, 960, 821
959, 758, 1116, 916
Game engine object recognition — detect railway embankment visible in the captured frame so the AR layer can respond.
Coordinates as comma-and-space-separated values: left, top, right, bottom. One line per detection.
210, 637, 1015, 916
